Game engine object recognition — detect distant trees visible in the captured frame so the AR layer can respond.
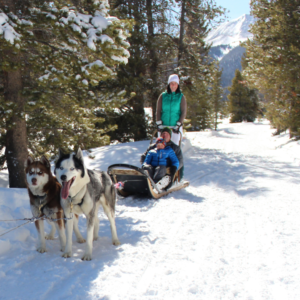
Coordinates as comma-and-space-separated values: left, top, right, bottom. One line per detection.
243, 0, 300, 138
228, 70, 258, 123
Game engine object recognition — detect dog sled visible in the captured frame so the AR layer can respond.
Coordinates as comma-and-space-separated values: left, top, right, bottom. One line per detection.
108, 127, 190, 199
107, 164, 189, 199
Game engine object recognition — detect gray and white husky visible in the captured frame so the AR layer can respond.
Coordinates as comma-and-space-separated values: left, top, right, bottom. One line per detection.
55, 148, 120, 260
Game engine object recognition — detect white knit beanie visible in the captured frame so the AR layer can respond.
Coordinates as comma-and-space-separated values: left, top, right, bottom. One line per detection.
168, 74, 180, 85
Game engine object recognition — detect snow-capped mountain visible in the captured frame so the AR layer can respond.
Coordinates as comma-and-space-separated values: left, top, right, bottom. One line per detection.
206, 14, 255, 49
205, 14, 256, 89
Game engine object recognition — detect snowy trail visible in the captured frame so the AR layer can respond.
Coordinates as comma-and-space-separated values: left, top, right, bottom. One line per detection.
0, 120, 300, 299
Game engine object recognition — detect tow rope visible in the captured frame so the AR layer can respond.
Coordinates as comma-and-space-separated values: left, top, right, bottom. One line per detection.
0, 216, 46, 238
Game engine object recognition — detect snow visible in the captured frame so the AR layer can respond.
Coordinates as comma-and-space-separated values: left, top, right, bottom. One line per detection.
99, 34, 114, 44
89, 60, 105, 68
56, 8, 115, 51
91, 15, 108, 30
206, 14, 255, 48
111, 55, 129, 64
0, 12, 21, 44
46, 13, 57, 20
38, 73, 50, 81
1, 119, 300, 299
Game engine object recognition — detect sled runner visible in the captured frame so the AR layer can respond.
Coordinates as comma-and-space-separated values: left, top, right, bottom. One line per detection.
107, 164, 189, 199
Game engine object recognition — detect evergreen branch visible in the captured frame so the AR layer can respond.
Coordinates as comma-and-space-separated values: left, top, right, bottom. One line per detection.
153, 33, 179, 45
25, 39, 60, 51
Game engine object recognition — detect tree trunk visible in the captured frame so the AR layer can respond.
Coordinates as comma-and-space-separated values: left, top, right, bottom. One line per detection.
289, 92, 298, 138
4, 69, 28, 188
0, 1, 29, 188
146, 0, 159, 123
214, 113, 217, 131
129, 0, 147, 140
178, 0, 186, 67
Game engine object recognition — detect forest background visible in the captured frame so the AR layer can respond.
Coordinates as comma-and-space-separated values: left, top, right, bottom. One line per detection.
0, 0, 299, 188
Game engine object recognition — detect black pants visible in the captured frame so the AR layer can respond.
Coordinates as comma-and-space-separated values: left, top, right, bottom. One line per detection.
142, 164, 166, 182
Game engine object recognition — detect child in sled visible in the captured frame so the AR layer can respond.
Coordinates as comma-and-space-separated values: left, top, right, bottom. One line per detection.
142, 136, 179, 190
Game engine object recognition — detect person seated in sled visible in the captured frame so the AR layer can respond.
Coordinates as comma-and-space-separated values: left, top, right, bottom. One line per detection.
156, 74, 187, 146
142, 136, 179, 189
141, 127, 183, 188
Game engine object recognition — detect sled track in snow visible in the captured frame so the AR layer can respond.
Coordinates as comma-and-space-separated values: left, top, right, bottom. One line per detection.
131, 201, 194, 297
242, 161, 300, 179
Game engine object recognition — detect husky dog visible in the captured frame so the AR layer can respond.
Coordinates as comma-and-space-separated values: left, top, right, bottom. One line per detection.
25, 156, 85, 254
55, 148, 120, 261
25, 156, 66, 253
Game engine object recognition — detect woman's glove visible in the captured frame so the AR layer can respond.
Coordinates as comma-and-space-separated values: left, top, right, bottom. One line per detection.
156, 120, 164, 131
172, 121, 182, 133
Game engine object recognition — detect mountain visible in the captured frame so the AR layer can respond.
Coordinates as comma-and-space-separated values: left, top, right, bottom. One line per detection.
219, 46, 246, 88
205, 14, 255, 90
206, 14, 255, 50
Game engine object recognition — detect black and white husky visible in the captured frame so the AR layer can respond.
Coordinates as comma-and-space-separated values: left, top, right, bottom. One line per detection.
55, 148, 120, 260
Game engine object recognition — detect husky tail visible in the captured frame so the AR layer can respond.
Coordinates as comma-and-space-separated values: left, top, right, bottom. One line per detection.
102, 171, 116, 213
101, 171, 120, 245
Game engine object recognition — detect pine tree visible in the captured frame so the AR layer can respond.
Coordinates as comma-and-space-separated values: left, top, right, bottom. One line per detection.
108, 0, 226, 134
109, 0, 181, 140
0, 0, 130, 187
210, 63, 224, 130
228, 69, 258, 123
243, 0, 300, 138
175, 0, 225, 130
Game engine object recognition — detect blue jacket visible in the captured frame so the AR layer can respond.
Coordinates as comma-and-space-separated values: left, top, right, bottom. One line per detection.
143, 146, 179, 169
140, 140, 183, 169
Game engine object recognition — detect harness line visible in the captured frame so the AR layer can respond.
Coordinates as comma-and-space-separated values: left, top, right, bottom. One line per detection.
0, 216, 46, 238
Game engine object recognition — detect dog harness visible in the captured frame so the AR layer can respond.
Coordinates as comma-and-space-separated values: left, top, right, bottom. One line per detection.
32, 194, 48, 216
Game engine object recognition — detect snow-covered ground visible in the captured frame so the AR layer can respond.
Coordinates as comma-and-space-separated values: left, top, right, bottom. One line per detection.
0, 119, 300, 300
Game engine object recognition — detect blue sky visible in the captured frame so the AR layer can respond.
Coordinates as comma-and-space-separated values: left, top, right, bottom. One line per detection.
215, 0, 251, 21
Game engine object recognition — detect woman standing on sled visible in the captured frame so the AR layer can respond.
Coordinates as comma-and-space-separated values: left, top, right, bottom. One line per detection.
156, 74, 187, 146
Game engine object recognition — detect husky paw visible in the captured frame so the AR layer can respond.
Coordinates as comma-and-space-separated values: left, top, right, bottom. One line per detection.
76, 237, 86, 244
93, 236, 98, 241
37, 247, 47, 253
45, 234, 55, 240
81, 253, 92, 261
113, 239, 121, 246
62, 251, 72, 258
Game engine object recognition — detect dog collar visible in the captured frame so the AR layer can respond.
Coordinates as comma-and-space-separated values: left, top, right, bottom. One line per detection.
34, 194, 47, 203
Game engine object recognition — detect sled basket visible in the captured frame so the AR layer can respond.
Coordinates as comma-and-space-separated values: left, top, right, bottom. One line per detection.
107, 164, 189, 199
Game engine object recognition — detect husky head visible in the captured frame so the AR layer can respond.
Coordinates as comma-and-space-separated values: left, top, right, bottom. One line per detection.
24, 156, 51, 196
55, 148, 90, 199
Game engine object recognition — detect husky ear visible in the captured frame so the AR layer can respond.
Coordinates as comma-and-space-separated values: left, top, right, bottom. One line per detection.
75, 147, 84, 161
41, 155, 50, 169
74, 148, 85, 178
58, 148, 64, 158
24, 156, 34, 168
